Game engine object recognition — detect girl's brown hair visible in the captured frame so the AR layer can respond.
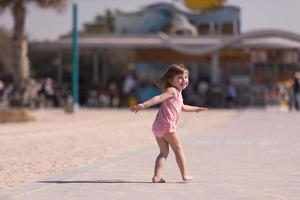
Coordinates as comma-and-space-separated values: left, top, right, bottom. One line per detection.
154, 64, 189, 89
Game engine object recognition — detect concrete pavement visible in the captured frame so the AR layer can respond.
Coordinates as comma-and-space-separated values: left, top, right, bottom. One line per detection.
1, 108, 300, 199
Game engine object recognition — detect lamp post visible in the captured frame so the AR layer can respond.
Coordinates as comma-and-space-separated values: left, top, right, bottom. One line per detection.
72, 3, 79, 109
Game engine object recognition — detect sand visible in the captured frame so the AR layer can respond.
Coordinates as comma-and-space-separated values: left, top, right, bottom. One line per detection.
0, 108, 236, 189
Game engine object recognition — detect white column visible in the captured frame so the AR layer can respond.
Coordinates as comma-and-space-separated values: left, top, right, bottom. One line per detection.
56, 51, 63, 87
211, 52, 220, 84
101, 55, 107, 87
92, 52, 99, 84
233, 20, 239, 35
209, 22, 215, 35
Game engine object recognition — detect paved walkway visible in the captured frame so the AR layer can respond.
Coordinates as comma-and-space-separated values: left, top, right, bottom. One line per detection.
1, 109, 300, 199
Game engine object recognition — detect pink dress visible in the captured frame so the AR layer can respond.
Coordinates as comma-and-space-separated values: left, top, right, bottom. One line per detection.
152, 89, 183, 137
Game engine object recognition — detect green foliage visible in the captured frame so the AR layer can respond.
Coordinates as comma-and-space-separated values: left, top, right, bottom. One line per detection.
0, 0, 11, 8
0, 0, 66, 10
83, 9, 115, 34
31, 0, 66, 11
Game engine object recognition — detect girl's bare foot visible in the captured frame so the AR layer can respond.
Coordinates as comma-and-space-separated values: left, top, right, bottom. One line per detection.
152, 176, 166, 183
182, 175, 194, 182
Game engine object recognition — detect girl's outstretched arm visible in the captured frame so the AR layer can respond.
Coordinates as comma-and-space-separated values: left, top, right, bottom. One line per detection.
182, 105, 208, 112
130, 87, 177, 113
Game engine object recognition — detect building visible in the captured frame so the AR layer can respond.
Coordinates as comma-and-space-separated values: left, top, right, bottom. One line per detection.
29, 3, 300, 107
114, 3, 240, 36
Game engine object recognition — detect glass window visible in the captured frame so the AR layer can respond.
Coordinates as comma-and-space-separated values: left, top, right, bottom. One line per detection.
221, 22, 234, 35
175, 29, 192, 36
198, 23, 210, 35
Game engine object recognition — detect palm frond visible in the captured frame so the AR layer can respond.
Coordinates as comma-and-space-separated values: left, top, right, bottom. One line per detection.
30, 0, 67, 11
0, 0, 12, 9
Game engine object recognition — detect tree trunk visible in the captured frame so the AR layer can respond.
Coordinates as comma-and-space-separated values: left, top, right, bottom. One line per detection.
12, 36, 30, 84
0, 28, 13, 77
12, 0, 30, 88
8, 0, 31, 107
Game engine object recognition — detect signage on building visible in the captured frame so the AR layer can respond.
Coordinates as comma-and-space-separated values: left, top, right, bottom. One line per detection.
251, 50, 267, 63
282, 51, 298, 64
184, 0, 225, 10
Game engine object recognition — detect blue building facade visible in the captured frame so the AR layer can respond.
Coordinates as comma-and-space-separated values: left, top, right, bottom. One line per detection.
114, 3, 240, 36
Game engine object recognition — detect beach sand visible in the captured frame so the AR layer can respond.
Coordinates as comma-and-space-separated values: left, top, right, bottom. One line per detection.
0, 108, 236, 189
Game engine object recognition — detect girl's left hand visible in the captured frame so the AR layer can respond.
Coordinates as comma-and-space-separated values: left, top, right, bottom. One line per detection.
196, 107, 208, 112
130, 104, 145, 113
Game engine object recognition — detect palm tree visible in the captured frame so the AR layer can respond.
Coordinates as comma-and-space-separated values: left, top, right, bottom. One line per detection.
0, 0, 66, 92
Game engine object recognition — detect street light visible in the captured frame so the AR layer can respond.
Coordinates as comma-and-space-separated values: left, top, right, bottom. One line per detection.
72, 3, 79, 109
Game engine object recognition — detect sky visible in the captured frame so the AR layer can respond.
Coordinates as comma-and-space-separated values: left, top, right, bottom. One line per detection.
0, 0, 299, 41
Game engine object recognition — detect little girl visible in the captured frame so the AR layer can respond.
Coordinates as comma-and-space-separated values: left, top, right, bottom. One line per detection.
130, 64, 207, 183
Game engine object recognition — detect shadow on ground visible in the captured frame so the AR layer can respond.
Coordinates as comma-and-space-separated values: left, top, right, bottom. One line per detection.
38, 180, 186, 184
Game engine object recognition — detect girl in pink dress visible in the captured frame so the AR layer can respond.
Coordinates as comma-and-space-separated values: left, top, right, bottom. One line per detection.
130, 64, 207, 183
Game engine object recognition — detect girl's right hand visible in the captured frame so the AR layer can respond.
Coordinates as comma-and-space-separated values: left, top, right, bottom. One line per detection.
130, 104, 145, 113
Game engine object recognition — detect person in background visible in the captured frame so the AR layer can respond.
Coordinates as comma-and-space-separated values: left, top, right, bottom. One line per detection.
122, 72, 137, 107
293, 71, 300, 111
225, 80, 237, 108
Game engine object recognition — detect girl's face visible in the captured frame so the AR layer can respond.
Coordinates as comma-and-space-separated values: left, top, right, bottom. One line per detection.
169, 72, 189, 91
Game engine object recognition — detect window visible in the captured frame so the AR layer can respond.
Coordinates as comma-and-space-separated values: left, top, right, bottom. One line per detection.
221, 22, 234, 35
198, 23, 210, 35
121, 27, 128, 34
175, 29, 192, 36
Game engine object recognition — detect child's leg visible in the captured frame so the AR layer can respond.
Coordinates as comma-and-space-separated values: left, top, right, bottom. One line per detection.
163, 132, 193, 181
153, 136, 169, 183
